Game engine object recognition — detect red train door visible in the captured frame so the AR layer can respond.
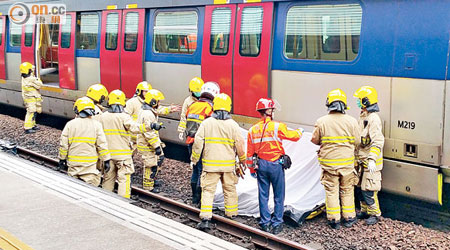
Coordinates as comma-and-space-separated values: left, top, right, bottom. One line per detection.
58, 12, 76, 89
0, 16, 6, 80
202, 2, 274, 117
21, 24, 35, 64
100, 8, 145, 97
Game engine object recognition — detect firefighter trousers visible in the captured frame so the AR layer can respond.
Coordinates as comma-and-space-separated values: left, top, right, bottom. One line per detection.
23, 99, 42, 129
68, 164, 101, 187
359, 170, 382, 216
320, 167, 357, 221
200, 171, 238, 220
102, 158, 135, 198
141, 151, 159, 191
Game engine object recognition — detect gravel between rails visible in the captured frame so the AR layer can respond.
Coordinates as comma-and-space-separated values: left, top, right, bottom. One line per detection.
1, 113, 449, 250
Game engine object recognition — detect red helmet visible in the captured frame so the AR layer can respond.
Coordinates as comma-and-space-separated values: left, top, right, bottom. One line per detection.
256, 98, 275, 111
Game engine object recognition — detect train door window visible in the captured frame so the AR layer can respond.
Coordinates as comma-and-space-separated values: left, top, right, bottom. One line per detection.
9, 22, 22, 47
153, 11, 198, 54
210, 8, 232, 55
105, 13, 119, 50
124, 12, 139, 51
284, 4, 362, 61
76, 13, 99, 50
24, 25, 33, 47
239, 7, 263, 57
61, 15, 72, 48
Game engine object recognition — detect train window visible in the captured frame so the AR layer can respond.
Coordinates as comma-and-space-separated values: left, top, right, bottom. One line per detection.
239, 7, 263, 57
153, 11, 198, 54
105, 13, 119, 50
210, 8, 231, 56
24, 25, 33, 47
76, 13, 99, 50
284, 4, 362, 61
61, 15, 72, 48
9, 22, 21, 47
124, 12, 139, 52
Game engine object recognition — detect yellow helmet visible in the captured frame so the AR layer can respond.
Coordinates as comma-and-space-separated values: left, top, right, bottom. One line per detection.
189, 77, 204, 93
213, 93, 232, 112
20, 62, 34, 74
326, 88, 347, 107
136, 81, 153, 96
73, 97, 95, 114
144, 89, 165, 107
108, 89, 126, 106
86, 84, 109, 103
354, 86, 378, 108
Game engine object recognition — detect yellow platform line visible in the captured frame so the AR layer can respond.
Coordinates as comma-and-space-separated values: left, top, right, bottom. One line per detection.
0, 227, 34, 250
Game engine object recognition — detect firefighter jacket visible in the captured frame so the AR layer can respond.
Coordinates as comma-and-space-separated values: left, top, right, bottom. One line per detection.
191, 116, 246, 172
356, 111, 384, 171
311, 112, 360, 172
59, 117, 111, 168
21, 76, 43, 103
177, 95, 197, 133
136, 107, 161, 153
125, 96, 172, 121
99, 111, 146, 161
246, 117, 303, 173
185, 98, 213, 143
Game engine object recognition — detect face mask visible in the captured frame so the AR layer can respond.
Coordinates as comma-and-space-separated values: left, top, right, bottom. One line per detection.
356, 99, 363, 108
193, 92, 201, 98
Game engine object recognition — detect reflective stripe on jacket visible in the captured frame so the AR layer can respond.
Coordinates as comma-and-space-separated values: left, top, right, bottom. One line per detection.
356, 111, 384, 170
21, 76, 43, 101
185, 99, 213, 142
137, 108, 161, 152
178, 95, 197, 133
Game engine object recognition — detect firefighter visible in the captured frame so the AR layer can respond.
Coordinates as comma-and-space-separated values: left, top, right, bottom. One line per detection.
20, 62, 43, 134
185, 81, 220, 205
177, 77, 204, 141
246, 98, 304, 235
354, 86, 384, 225
311, 89, 360, 229
86, 83, 109, 115
137, 89, 166, 193
99, 90, 162, 198
58, 97, 111, 187
191, 93, 246, 230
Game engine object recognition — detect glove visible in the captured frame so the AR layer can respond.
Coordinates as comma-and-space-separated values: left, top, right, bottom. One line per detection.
250, 172, 257, 179
170, 104, 182, 112
151, 122, 165, 131
298, 127, 305, 135
189, 162, 195, 170
155, 146, 162, 156
58, 159, 67, 171
367, 160, 376, 174
178, 133, 184, 141
104, 160, 111, 173
157, 155, 165, 167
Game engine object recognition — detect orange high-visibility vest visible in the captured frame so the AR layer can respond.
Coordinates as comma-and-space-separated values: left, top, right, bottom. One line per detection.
185, 100, 213, 144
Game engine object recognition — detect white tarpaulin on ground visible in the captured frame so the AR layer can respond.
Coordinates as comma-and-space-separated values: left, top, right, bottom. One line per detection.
213, 129, 326, 223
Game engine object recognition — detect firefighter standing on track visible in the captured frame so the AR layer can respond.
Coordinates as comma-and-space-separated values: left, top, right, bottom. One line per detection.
99, 90, 160, 198
86, 83, 109, 115
191, 93, 246, 230
137, 89, 166, 193
311, 89, 360, 229
177, 77, 204, 141
184, 81, 220, 205
20, 62, 43, 134
354, 86, 384, 225
58, 97, 111, 187
247, 98, 304, 235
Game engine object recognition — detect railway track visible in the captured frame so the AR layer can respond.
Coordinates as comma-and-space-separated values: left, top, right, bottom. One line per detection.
11, 145, 312, 250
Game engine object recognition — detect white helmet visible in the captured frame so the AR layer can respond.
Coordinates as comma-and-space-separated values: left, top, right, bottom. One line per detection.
200, 81, 220, 98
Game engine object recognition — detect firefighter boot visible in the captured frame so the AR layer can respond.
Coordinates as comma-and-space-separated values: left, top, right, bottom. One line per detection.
365, 215, 379, 225
343, 217, 357, 228
328, 219, 341, 230
197, 219, 211, 231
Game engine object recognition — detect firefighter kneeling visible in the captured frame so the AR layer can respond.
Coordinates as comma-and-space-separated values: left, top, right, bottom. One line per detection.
191, 93, 246, 230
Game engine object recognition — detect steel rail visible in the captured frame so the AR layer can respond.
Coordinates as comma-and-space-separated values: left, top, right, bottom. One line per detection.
14, 146, 311, 250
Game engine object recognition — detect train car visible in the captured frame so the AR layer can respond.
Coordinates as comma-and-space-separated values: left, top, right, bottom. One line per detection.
0, 0, 449, 207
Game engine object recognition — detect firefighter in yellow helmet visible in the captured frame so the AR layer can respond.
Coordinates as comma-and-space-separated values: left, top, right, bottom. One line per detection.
137, 89, 166, 193
177, 77, 204, 141
311, 89, 360, 229
86, 83, 109, 115
99, 90, 162, 198
20, 62, 43, 134
354, 86, 384, 225
191, 93, 246, 230
58, 97, 111, 187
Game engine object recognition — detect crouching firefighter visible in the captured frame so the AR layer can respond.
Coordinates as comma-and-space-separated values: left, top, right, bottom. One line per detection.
58, 97, 111, 187
311, 89, 360, 229
137, 89, 166, 193
20, 62, 43, 134
191, 93, 246, 230
354, 86, 384, 225
246, 98, 304, 235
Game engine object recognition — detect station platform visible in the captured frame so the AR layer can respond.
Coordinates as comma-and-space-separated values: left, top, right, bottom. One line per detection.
0, 151, 245, 250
